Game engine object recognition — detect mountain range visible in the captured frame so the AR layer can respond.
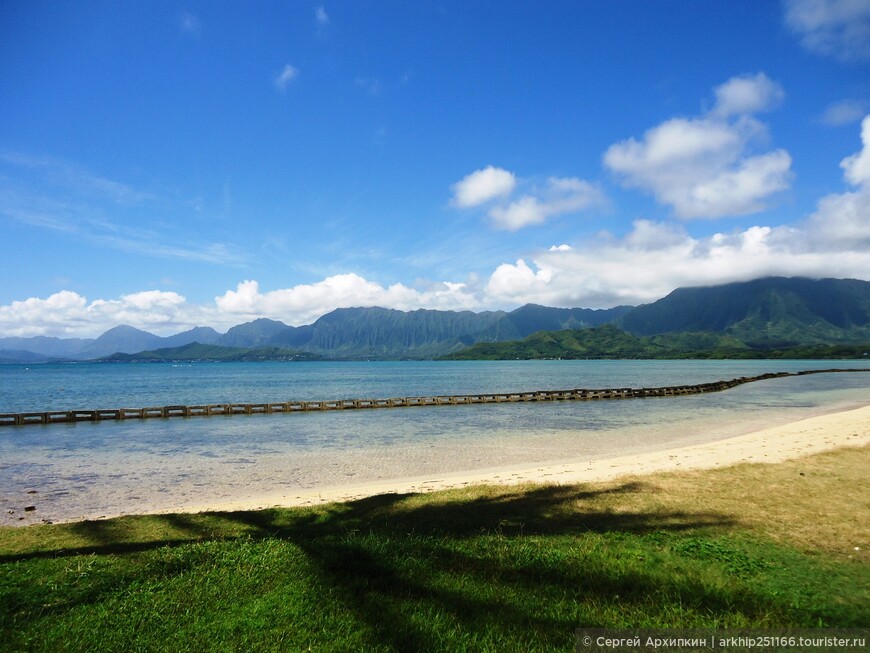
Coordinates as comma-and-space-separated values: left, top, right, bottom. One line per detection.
1, 277, 869, 362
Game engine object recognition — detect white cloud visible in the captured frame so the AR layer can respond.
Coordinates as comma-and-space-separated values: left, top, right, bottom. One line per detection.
822, 98, 870, 125
0, 290, 198, 338
604, 74, 792, 219
214, 275, 480, 327
685, 150, 793, 217
487, 117, 870, 308
488, 177, 605, 230
841, 115, 870, 185
800, 186, 870, 248
451, 166, 516, 207
623, 219, 688, 251
274, 64, 299, 91
800, 114, 870, 247
483, 219, 870, 309
315, 6, 329, 25
712, 72, 784, 117
451, 167, 603, 230
784, 0, 870, 61
0, 276, 482, 338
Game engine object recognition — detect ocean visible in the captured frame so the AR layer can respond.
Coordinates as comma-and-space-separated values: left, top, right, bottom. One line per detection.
2, 359, 869, 524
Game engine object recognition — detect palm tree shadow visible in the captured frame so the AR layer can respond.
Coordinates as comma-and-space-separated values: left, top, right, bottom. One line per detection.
227, 481, 729, 539
3, 482, 752, 650
219, 482, 742, 650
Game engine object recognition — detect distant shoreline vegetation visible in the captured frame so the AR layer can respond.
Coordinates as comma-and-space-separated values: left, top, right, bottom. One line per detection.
99, 344, 326, 363
440, 324, 870, 361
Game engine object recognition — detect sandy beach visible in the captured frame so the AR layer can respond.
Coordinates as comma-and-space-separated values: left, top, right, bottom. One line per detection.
4, 402, 868, 526
168, 403, 870, 517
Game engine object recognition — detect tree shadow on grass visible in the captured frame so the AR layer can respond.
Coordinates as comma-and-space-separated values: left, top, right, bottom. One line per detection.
221, 481, 727, 540
1, 481, 723, 562
215, 483, 750, 650
2, 482, 764, 650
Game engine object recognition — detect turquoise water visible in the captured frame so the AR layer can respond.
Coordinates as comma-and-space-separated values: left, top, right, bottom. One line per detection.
1, 360, 869, 524
3, 359, 870, 411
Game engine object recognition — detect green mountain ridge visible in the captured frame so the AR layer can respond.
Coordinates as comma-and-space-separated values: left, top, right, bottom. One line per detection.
443, 325, 870, 360
618, 277, 870, 346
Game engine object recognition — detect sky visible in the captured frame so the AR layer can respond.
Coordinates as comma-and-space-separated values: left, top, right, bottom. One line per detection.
1, 0, 870, 338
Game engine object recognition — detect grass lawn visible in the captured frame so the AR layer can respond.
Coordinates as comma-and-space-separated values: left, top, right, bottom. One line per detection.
1, 446, 867, 652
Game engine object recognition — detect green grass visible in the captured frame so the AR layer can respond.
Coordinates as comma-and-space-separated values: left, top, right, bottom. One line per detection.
1, 447, 868, 652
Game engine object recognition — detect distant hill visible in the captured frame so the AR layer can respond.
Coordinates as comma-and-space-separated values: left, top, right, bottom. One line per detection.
163, 327, 222, 348
101, 342, 323, 363
0, 335, 92, 359
501, 303, 632, 337
2, 277, 870, 362
77, 325, 167, 359
0, 349, 57, 364
208, 304, 631, 359
618, 277, 870, 347
288, 307, 507, 357
221, 318, 302, 348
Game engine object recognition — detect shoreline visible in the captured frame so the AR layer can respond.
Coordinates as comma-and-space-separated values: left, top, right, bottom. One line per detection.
46, 402, 870, 525
2, 402, 870, 528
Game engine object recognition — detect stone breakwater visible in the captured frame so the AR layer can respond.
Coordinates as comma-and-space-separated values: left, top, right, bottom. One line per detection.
1, 368, 868, 428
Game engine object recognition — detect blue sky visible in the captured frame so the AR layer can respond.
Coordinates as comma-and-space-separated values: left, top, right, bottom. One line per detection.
2, 0, 870, 337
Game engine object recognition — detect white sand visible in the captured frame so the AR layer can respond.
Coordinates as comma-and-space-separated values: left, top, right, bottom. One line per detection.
173, 403, 870, 516
7, 403, 867, 525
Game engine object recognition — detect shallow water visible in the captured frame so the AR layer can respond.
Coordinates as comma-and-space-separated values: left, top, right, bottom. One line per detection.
1, 360, 869, 524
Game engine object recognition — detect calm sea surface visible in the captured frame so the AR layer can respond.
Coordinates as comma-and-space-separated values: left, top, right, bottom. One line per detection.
2, 360, 869, 524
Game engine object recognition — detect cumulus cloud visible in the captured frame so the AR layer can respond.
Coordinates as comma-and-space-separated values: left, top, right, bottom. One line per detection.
711, 72, 784, 117
488, 177, 605, 230
0, 274, 486, 338
451, 167, 604, 230
604, 73, 792, 219
451, 166, 516, 207
799, 186, 870, 249
214, 275, 480, 327
487, 117, 870, 308
784, 0, 870, 61
623, 219, 688, 251
0, 290, 198, 338
482, 219, 869, 309
274, 64, 299, 91
798, 114, 870, 248
315, 6, 329, 25
841, 115, 870, 184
